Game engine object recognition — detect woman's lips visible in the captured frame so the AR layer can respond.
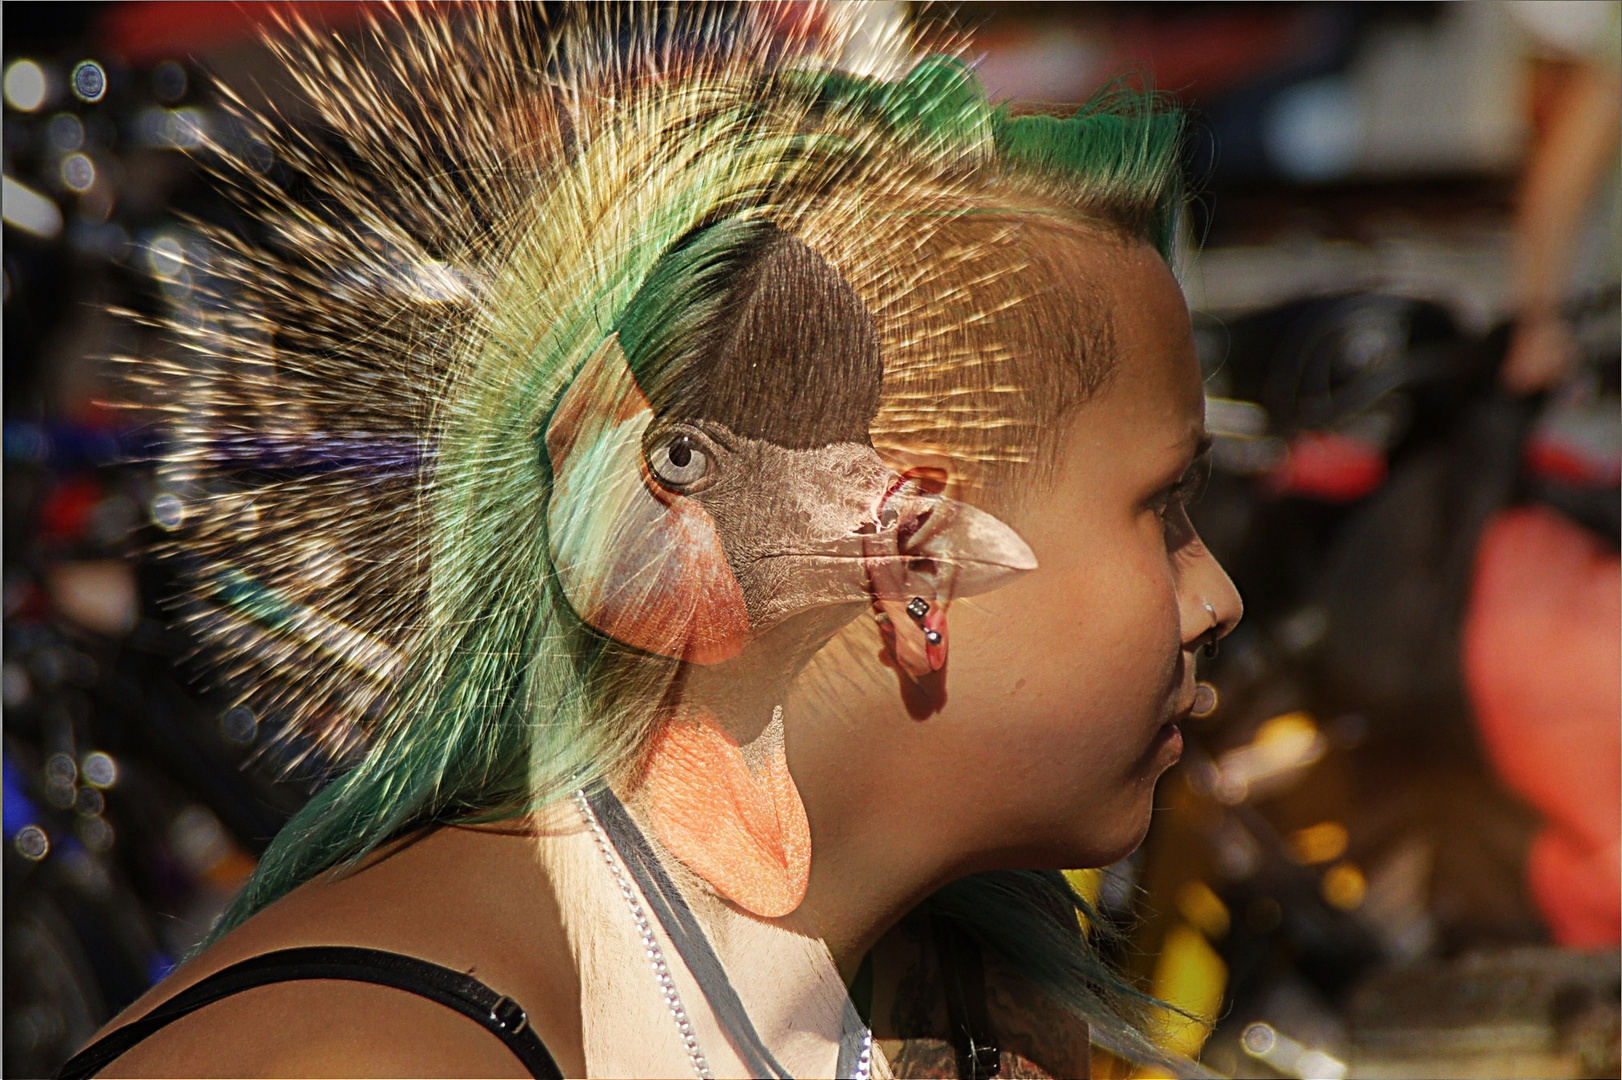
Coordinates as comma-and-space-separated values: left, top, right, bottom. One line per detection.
1165, 685, 1196, 756
1146, 670, 1194, 771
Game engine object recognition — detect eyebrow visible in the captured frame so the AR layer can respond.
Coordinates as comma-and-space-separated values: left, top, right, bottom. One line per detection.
1175, 436, 1212, 486
1149, 434, 1212, 496
1174, 434, 1212, 477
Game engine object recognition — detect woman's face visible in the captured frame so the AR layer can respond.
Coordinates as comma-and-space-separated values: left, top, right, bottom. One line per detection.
948, 239, 1240, 868
792, 238, 1241, 879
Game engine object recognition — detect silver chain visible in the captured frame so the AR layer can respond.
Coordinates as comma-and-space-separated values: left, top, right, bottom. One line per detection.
575, 790, 714, 1080
575, 788, 875, 1080
853, 1028, 874, 1080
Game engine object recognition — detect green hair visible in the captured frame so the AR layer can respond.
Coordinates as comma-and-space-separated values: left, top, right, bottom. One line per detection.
819, 56, 1185, 256
198, 36, 1190, 1071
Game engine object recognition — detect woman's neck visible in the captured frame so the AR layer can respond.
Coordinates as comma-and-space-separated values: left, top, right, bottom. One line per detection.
778, 678, 969, 978
672, 610, 971, 978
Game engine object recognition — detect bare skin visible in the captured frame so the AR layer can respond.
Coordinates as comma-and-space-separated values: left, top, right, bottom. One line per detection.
101, 825, 584, 1079
781, 238, 1240, 975
1502, 59, 1621, 395
91, 236, 1239, 1077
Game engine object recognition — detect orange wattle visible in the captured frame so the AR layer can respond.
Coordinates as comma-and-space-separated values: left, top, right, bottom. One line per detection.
642, 712, 811, 918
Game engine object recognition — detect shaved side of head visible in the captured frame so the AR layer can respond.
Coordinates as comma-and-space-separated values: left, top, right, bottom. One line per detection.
619, 218, 882, 451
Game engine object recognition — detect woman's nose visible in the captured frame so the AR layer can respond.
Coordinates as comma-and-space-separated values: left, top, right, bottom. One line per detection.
1181, 546, 1243, 651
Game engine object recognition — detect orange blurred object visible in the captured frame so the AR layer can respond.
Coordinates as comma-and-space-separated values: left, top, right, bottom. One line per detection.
1463, 505, 1621, 946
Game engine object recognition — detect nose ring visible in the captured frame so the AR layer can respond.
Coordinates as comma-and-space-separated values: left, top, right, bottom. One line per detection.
1202, 600, 1220, 659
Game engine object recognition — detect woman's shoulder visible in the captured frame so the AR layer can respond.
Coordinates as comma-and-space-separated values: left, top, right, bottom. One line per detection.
84, 823, 584, 1078
99, 976, 533, 1078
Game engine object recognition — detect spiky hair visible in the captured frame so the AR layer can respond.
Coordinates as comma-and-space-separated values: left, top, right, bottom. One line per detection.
136, 3, 1186, 1064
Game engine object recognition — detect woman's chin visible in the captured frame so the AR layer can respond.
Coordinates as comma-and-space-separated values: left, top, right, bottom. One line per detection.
1050, 805, 1157, 871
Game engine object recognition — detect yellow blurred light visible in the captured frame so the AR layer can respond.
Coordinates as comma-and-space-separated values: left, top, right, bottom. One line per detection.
1064, 867, 1104, 906
1288, 821, 1350, 865
1321, 861, 1367, 911
1064, 867, 1105, 932
5, 60, 48, 112
1210, 711, 1326, 804
1145, 922, 1227, 1062
1254, 711, 1321, 756
1175, 880, 1231, 940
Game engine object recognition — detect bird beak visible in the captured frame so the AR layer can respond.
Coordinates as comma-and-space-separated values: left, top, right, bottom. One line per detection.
863, 479, 1035, 675
739, 471, 1036, 675
868, 480, 1039, 596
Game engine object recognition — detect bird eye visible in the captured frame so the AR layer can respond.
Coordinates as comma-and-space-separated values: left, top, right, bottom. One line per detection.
648, 431, 711, 489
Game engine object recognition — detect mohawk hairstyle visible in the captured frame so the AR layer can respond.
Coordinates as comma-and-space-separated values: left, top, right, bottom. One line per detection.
139, 4, 1189, 1067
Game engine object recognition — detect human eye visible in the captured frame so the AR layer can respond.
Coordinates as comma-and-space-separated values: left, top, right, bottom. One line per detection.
1171, 455, 1210, 512
1149, 455, 1208, 514
1151, 455, 1209, 550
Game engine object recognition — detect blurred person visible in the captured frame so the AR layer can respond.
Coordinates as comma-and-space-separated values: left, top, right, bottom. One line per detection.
59, 7, 1239, 1078
1502, 0, 1620, 395
1461, 1, 1621, 951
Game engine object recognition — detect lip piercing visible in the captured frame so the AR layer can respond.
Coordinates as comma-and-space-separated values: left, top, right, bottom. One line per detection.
1192, 682, 1218, 718
1202, 600, 1220, 659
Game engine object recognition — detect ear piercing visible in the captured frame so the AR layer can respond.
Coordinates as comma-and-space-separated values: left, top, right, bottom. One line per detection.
908, 597, 944, 645
1202, 600, 1220, 659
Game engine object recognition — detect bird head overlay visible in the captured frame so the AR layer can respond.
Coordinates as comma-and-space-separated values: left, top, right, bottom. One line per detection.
136, 6, 1190, 1067
545, 220, 1036, 673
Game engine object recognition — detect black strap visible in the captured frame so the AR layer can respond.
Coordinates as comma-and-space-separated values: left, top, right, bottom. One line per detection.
586, 787, 795, 1079
56, 945, 563, 1080
935, 916, 1001, 1080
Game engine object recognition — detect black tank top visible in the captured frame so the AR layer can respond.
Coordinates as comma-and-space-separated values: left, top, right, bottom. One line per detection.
56, 946, 563, 1079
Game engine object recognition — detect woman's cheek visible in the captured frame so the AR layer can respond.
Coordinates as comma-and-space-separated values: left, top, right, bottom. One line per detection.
1124, 531, 1185, 702
1079, 539, 1180, 716
1129, 514, 1185, 630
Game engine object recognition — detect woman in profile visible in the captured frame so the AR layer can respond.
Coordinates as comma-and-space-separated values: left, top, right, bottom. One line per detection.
64, 6, 1238, 1078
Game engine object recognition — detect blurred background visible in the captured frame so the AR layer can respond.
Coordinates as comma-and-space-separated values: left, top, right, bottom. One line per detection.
3, 3, 1617, 1077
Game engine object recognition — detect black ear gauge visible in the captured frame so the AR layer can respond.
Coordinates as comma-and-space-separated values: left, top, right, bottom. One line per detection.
907, 598, 942, 644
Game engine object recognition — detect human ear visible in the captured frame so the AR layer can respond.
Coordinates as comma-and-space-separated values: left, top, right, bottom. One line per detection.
876, 449, 978, 503
864, 471, 1037, 682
